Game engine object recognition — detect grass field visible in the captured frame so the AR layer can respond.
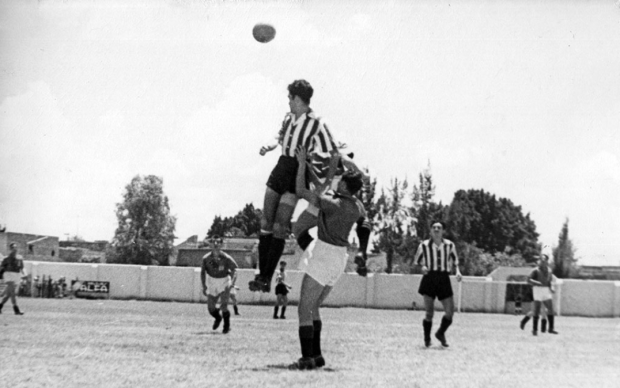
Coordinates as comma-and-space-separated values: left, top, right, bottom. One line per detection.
1, 298, 618, 388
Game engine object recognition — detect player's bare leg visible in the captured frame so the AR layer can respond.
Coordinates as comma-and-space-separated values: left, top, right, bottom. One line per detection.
422, 295, 435, 347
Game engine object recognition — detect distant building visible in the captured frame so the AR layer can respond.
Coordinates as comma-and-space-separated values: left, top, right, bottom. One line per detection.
0, 231, 60, 262
575, 265, 620, 281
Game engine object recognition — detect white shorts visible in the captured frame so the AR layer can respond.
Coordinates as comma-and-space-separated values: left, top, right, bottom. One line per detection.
206, 276, 231, 297
298, 239, 348, 286
533, 286, 552, 301
2, 272, 21, 284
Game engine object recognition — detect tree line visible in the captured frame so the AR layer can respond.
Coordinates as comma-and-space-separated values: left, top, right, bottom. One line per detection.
105, 171, 578, 277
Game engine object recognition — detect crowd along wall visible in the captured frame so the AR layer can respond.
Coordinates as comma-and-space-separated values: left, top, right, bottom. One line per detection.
23, 261, 620, 318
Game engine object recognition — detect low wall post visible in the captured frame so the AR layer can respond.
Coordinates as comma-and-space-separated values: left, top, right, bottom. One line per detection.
193, 268, 202, 303
139, 266, 148, 300
614, 281, 620, 318
555, 278, 564, 317
484, 277, 493, 313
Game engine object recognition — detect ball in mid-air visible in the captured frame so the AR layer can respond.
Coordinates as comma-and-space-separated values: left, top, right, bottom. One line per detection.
253, 23, 276, 43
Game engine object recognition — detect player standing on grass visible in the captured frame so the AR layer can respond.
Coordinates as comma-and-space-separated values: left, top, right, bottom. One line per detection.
414, 221, 462, 347
200, 236, 238, 334
273, 261, 292, 319
527, 254, 558, 336
249, 79, 339, 294
288, 145, 365, 370
0, 242, 26, 315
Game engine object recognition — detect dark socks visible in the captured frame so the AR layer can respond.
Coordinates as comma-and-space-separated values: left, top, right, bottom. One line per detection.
299, 325, 314, 358
423, 319, 432, 345
533, 316, 539, 334
356, 223, 371, 260
274, 306, 279, 318
437, 316, 452, 335
258, 234, 273, 276
233, 305, 239, 315
222, 311, 231, 332
541, 319, 547, 333
548, 315, 557, 333
297, 230, 314, 251
313, 320, 322, 356
264, 238, 286, 282
280, 306, 287, 318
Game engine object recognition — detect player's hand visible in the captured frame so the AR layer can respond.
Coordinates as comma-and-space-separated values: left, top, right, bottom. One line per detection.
456, 272, 462, 282
296, 145, 307, 163
421, 266, 429, 275
202, 288, 207, 297
260, 144, 277, 156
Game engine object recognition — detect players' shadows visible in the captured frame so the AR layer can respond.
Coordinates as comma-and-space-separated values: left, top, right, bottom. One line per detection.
193, 331, 223, 336
247, 364, 337, 372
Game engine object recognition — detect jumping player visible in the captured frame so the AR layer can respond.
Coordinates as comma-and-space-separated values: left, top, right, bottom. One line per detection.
414, 221, 463, 347
250, 79, 339, 293
273, 261, 292, 319
200, 236, 238, 334
527, 254, 558, 335
288, 145, 365, 370
0, 242, 26, 315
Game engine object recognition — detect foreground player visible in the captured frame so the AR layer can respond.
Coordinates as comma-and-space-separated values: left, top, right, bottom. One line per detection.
273, 261, 291, 319
0, 243, 26, 315
414, 222, 462, 347
289, 146, 365, 370
200, 236, 238, 334
250, 79, 339, 293
527, 254, 558, 335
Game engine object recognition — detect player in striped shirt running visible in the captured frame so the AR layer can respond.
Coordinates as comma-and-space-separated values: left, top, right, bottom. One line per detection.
413, 221, 462, 347
250, 79, 339, 293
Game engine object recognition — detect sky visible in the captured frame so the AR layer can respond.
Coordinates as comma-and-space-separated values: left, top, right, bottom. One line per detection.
1, 0, 619, 266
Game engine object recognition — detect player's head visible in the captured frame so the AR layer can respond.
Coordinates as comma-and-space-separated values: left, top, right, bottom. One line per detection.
280, 261, 287, 268
538, 253, 550, 267
288, 79, 313, 105
339, 169, 364, 195
9, 242, 17, 254
430, 221, 445, 238
209, 235, 223, 248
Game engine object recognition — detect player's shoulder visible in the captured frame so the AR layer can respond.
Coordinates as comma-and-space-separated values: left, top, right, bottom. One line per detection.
443, 238, 456, 246
202, 252, 212, 260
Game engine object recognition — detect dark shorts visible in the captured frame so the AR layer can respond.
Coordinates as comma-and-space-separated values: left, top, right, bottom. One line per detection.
418, 271, 453, 301
266, 156, 298, 195
275, 283, 289, 296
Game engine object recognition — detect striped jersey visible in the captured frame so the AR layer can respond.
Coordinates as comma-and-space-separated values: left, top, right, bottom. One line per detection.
278, 111, 337, 160
414, 239, 459, 272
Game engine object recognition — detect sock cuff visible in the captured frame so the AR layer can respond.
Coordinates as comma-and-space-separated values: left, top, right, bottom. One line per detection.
313, 320, 322, 331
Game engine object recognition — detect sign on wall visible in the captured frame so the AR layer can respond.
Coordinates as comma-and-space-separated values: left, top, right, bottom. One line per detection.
75, 281, 110, 299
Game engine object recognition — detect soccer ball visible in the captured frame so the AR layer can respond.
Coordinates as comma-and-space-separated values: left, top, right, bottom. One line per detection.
253, 23, 276, 43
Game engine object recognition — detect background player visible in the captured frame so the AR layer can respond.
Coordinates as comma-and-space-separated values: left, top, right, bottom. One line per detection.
288, 145, 365, 370
0, 242, 26, 315
527, 254, 559, 335
250, 79, 339, 293
413, 221, 463, 347
273, 261, 292, 319
200, 236, 238, 334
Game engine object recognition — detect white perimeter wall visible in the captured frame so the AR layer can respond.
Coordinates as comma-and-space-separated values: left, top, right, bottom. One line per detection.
25, 262, 620, 318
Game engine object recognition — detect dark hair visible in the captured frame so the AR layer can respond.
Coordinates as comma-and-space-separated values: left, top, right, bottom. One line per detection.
341, 170, 364, 195
431, 220, 445, 230
9, 242, 16, 249
280, 261, 287, 266
288, 79, 313, 104
210, 235, 223, 244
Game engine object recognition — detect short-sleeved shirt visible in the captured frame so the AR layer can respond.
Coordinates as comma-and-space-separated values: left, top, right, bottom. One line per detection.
278, 111, 337, 158
529, 267, 552, 287
201, 251, 238, 279
317, 191, 366, 247
414, 239, 459, 273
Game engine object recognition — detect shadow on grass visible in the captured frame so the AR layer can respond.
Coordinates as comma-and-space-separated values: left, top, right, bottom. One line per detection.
193, 331, 223, 335
245, 364, 337, 372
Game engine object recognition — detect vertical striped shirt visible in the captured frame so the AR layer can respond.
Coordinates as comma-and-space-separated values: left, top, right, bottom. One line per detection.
278, 111, 337, 158
414, 239, 459, 272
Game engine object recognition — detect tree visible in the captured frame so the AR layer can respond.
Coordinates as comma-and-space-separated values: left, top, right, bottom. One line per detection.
410, 163, 446, 241
372, 178, 417, 273
552, 218, 578, 278
458, 242, 526, 276
206, 203, 262, 238
445, 189, 539, 262
109, 175, 176, 266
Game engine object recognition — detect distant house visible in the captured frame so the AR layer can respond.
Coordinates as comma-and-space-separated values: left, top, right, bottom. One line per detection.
575, 265, 620, 281
0, 230, 60, 262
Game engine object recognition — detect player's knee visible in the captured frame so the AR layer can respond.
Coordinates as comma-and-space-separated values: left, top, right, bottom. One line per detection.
273, 223, 289, 239
261, 218, 274, 233
425, 311, 434, 321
